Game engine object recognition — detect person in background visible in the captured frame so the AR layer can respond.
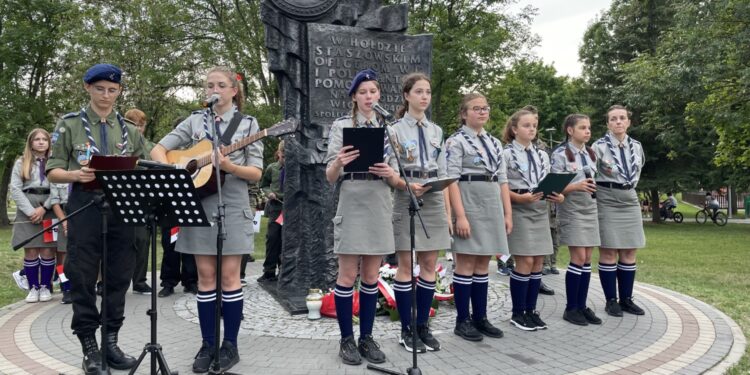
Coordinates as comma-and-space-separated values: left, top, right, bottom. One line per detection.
257, 140, 285, 283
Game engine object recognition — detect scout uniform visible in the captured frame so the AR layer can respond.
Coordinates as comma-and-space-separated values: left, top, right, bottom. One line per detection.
48, 183, 69, 252
258, 160, 285, 280
157, 106, 263, 255
444, 124, 508, 339
593, 132, 646, 316
46, 63, 146, 372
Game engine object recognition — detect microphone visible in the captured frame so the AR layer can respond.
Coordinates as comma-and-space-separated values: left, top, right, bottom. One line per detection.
372, 102, 395, 121
136, 160, 177, 170
201, 94, 220, 108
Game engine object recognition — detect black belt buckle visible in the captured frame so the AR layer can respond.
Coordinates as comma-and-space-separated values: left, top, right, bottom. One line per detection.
622, 183, 633, 190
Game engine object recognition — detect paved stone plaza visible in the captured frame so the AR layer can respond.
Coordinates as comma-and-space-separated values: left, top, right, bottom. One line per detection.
0, 260, 744, 374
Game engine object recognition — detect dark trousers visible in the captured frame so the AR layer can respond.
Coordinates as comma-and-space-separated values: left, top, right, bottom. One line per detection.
66, 186, 136, 336
132, 227, 149, 286
159, 227, 197, 288
262, 221, 283, 274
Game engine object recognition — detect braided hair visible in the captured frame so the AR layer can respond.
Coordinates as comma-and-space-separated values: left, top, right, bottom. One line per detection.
561, 114, 596, 163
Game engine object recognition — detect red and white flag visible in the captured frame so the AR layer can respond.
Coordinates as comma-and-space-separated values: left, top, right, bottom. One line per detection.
275, 213, 284, 226
170, 227, 180, 243
42, 219, 59, 243
56, 264, 68, 283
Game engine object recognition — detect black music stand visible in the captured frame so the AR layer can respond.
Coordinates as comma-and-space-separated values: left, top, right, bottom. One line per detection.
96, 169, 210, 375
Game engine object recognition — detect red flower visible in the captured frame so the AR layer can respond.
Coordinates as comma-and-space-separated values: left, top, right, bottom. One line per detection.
236, 73, 243, 81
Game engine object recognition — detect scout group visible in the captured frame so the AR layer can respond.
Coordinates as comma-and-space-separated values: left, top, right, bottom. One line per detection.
10, 63, 645, 374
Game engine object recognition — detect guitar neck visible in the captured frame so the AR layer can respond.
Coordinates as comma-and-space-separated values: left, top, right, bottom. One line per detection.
196, 129, 268, 168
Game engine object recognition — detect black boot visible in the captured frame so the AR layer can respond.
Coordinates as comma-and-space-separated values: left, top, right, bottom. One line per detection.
104, 330, 137, 370
78, 334, 108, 375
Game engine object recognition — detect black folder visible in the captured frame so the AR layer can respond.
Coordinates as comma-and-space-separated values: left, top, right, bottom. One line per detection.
343, 127, 385, 173
421, 177, 458, 193
532, 173, 576, 197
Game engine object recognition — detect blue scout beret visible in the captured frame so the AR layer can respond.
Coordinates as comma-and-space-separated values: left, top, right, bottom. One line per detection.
348, 69, 378, 97
83, 64, 122, 84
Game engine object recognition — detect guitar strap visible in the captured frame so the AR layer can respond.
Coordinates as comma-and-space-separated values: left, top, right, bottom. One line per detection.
219, 112, 244, 146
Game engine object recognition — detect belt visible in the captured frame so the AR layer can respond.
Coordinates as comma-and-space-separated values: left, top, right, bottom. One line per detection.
23, 188, 50, 195
342, 172, 382, 181
511, 189, 531, 194
460, 174, 498, 182
403, 170, 437, 179
596, 181, 634, 190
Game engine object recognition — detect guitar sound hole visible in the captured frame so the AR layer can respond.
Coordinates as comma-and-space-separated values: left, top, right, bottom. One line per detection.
185, 159, 198, 174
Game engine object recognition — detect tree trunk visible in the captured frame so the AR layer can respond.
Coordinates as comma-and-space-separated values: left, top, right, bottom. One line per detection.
0, 157, 14, 226
650, 188, 661, 223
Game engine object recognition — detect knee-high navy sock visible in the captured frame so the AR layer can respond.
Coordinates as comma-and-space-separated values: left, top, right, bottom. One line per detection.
334, 284, 354, 338
510, 271, 530, 314
24, 258, 40, 290
222, 288, 243, 346
393, 280, 412, 331
565, 263, 582, 311
452, 273, 472, 322
196, 289, 217, 345
359, 281, 379, 337
578, 264, 592, 309
598, 262, 618, 300
470, 274, 489, 320
617, 262, 637, 300
526, 272, 542, 312
416, 278, 435, 326
40, 257, 56, 290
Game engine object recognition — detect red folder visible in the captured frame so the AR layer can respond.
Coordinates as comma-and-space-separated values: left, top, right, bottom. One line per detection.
83, 155, 138, 190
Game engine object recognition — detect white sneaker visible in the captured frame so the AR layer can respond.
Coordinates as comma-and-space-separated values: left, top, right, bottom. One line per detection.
25, 288, 39, 303
38, 286, 52, 302
12, 270, 29, 290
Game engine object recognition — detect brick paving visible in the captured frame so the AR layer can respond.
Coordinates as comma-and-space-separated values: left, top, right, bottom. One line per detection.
0, 260, 745, 375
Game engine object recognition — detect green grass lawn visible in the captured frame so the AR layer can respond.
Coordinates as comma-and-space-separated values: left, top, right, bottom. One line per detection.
1, 217, 748, 372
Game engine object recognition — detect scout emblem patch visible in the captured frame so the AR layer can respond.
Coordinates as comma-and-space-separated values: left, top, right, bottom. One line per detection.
403, 140, 417, 162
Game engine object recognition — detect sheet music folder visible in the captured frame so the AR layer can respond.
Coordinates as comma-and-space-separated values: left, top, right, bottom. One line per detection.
532, 173, 576, 197
83, 155, 138, 190
342, 127, 384, 173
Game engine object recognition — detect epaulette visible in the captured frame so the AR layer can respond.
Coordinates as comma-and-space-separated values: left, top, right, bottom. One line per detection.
122, 117, 137, 126
630, 137, 641, 146
552, 144, 567, 154
594, 138, 607, 145
62, 112, 79, 119
191, 110, 205, 115
334, 115, 352, 121
503, 143, 513, 150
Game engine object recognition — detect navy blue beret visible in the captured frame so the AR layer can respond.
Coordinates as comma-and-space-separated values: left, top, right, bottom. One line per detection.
83, 64, 122, 84
348, 69, 378, 97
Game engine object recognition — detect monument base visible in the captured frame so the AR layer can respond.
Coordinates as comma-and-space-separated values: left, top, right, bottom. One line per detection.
258, 280, 308, 315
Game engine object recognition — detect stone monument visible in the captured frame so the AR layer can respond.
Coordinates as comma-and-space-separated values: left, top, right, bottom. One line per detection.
261, 0, 432, 313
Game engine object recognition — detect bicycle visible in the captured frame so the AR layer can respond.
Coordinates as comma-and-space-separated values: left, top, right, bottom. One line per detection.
660, 206, 683, 223
695, 206, 728, 226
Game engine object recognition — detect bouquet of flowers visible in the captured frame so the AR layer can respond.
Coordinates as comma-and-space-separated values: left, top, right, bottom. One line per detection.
376, 263, 454, 321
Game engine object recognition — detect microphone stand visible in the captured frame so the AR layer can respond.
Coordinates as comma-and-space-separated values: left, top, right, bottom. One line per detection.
367, 109, 428, 375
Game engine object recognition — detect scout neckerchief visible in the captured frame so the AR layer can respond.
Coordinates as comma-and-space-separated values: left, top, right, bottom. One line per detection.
604, 132, 637, 184
80, 108, 128, 155
37, 158, 46, 183
459, 127, 501, 175
359, 115, 390, 161
201, 109, 213, 141
509, 141, 546, 188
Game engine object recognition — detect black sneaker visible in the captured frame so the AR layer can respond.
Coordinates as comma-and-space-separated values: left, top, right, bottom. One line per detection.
183, 284, 199, 295
339, 335, 362, 365
399, 328, 426, 353
563, 309, 589, 326
620, 298, 645, 315
192, 341, 213, 373
605, 298, 623, 317
472, 316, 504, 338
454, 319, 483, 341
218, 340, 239, 371
581, 307, 602, 324
550, 266, 560, 275
539, 282, 555, 296
416, 324, 440, 351
510, 312, 537, 331
132, 283, 152, 295
527, 311, 547, 330
158, 286, 174, 298
61, 290, 72, 304
358, 335, 385, 364
256, 272, 278, 283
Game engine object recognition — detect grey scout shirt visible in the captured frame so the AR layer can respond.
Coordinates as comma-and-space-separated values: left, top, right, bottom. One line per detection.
158, 106, 264, 171
49, 183, 69, 207
502, 139, 550, 190
592, 132, 645, 188
390, 112, 446, 179
445, 125, 507, 185
550, 142, 598, 184
10, 158, 52, 216
325, 113, 398, 175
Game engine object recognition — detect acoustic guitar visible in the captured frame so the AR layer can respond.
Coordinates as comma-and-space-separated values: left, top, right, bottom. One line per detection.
166, 118, 298, 197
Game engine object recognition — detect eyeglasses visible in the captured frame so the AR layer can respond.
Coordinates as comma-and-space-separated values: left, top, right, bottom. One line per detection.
93, 86, 120, 95
471, 106, 491, 113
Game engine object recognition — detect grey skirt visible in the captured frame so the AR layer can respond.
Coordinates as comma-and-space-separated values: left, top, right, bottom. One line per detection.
11, 193, 56, 249
451, 181, 508, 255
557, 191, 600, 247
393, 189, 451, 252
596, 186, 646, 249
176, 175, 254, 255
333, 180, 395, 255
507, 200, 552, 256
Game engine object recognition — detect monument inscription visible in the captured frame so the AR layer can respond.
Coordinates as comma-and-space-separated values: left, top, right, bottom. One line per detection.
308, 23, 432, 123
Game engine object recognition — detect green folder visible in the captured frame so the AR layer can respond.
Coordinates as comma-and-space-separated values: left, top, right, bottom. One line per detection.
532, 173, 576, 197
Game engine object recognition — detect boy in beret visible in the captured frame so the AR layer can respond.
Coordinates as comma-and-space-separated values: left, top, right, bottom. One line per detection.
47, 63, 145, 374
